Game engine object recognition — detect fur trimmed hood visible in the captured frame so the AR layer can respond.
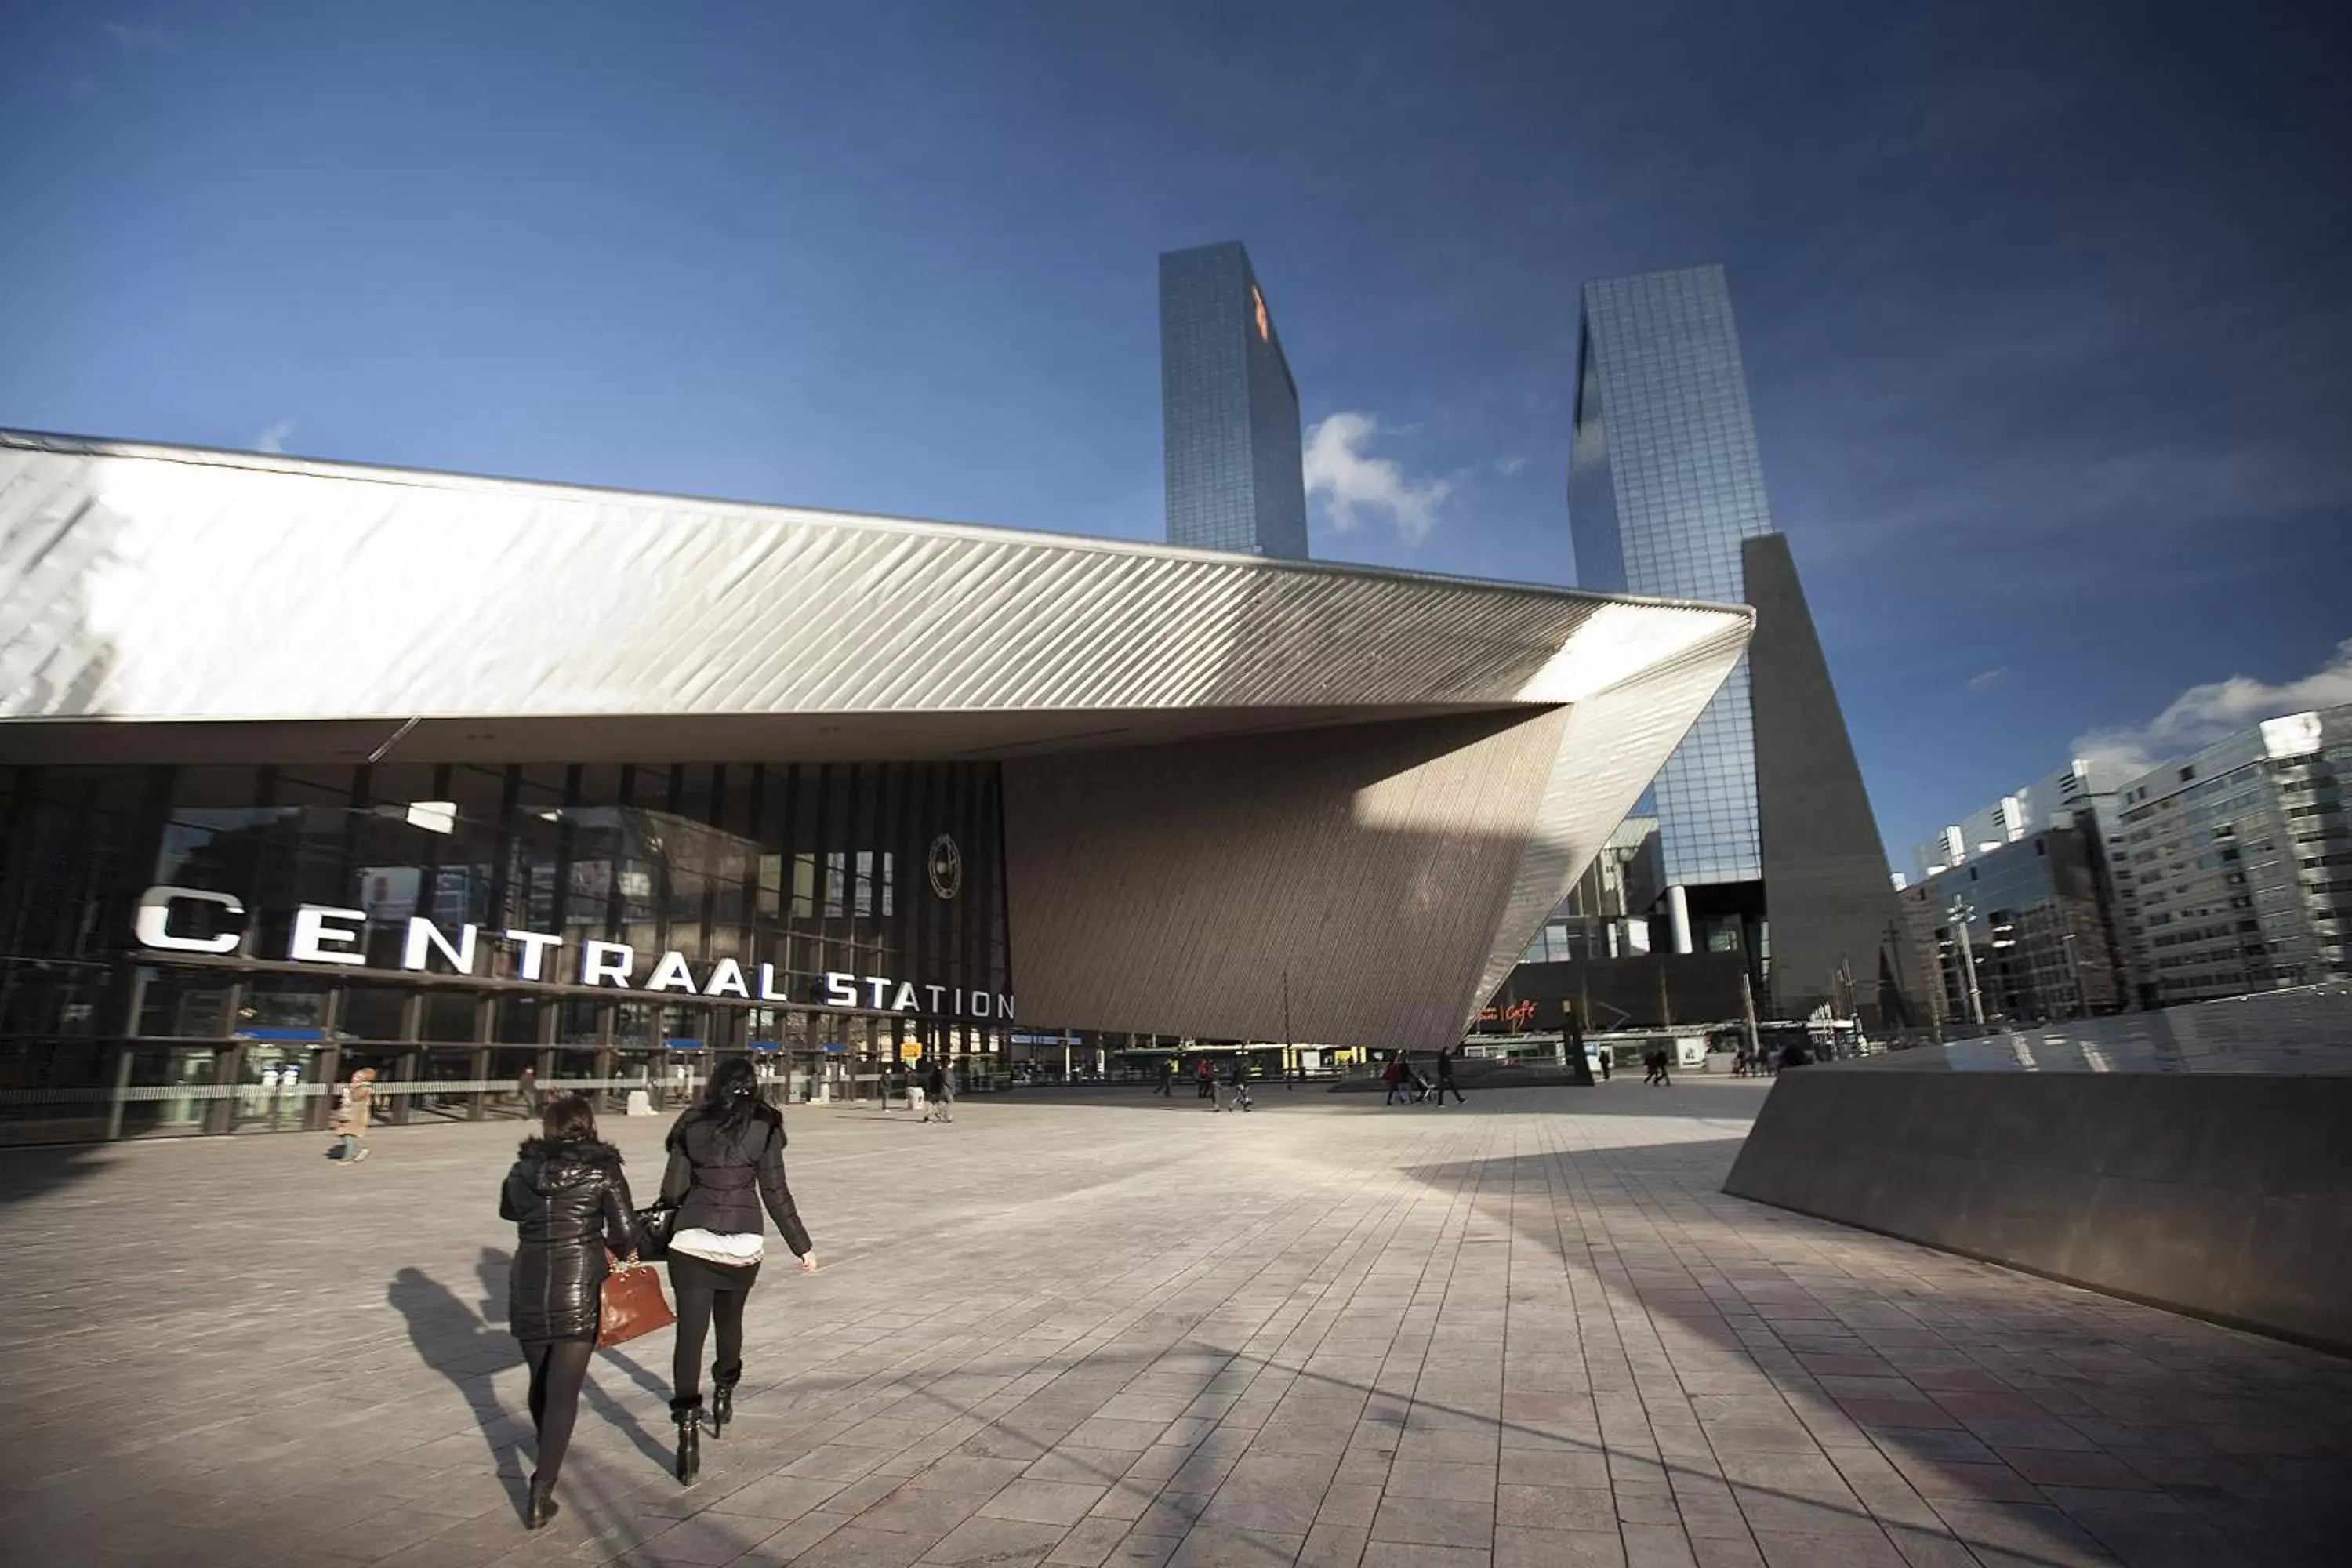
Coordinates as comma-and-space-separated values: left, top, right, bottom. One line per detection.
512, 1136, 624, 1194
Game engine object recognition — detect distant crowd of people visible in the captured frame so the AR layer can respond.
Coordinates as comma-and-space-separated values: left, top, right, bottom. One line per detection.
1729, 1039, 1812, 1077
1154, 1054, 1307, 1109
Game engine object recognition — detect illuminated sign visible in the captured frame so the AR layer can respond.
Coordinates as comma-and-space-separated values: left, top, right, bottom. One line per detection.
132, 884, 1014, 1021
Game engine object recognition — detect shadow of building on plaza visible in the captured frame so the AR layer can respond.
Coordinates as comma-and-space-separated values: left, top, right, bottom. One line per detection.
1334, 1080, 1771, 1116
1391, 1139, 2352, 1567
1000, 1080, 1773, 1117
0, 1138, 122, 1219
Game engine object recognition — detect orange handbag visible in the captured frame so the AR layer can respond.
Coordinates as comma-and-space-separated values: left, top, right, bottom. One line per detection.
598, 1254, 675, 1348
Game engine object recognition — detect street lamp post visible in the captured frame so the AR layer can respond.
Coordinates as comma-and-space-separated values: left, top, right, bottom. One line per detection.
1947, 899, 1986, 1029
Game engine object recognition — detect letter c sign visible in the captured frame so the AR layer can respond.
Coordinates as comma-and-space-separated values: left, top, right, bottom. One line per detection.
134, 886, 245, 954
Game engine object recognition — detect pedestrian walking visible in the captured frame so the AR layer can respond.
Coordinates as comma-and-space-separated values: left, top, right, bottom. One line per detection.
1383, 1054, 1406, 1105
1157, 1058, 1176, 1096
659, 1058, 816, 1486
921, 1060, 946, 1122
517, 1065, 540, 1115
499, 1093, 639, 1530
1599, 1047, 1611, 1082
1196, 1058, 1214, 1099
1432, 1045, 1465, 1105
328, 1068, 376, 1163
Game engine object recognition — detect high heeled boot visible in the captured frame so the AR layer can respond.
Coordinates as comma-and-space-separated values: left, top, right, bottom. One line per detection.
524, 1471, 559, 1530
670, 1396, 702, 1485
710, 1363, 741, 1436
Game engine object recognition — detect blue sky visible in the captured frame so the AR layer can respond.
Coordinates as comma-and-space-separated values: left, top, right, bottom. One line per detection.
4, 1, 2347, 864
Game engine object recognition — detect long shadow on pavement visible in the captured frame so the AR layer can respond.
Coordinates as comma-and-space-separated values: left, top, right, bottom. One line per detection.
1395, 1137, 2352, 1568
388, 1261, 678, 1484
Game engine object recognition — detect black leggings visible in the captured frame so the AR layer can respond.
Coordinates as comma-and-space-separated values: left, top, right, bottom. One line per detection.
521, 1337, 595, 1484
670, 1260, 755, 1399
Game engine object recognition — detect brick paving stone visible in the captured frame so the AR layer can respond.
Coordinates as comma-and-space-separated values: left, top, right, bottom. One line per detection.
1102, 1536, 1181, 1568
5, 1083, 2351, 1568
1495, 1526, 1626, 1566
1359, 1544, 1490, 1568
1163, 1525, 1308, 1566
1495, 1482, 1615, 1531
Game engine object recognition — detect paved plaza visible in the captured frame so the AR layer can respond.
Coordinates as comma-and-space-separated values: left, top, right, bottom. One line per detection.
2, 1081, 2348, 1568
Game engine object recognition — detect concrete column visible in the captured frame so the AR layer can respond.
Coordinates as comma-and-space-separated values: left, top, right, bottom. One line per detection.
1668, 885, 1694, 956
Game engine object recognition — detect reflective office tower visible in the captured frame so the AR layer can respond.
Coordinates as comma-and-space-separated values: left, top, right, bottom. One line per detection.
1571, 266, 1773, 904
1160, 241, 1309, 557
1565, 265, 1915, 1027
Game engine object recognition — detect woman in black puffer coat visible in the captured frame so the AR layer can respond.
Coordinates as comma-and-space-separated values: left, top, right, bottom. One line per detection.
657, 1057, 815, 1485
499, 1094, 639, 1530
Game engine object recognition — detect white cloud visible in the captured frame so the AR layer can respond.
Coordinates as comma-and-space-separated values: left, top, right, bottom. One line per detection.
2072, 637, 2352, 777
1966, 668, 2006, 694
255, 419, 294, 455
1302, 412, 1452, 546
1495, 454, 1529, 477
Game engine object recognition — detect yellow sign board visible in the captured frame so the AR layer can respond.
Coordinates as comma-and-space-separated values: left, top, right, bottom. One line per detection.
899, 1040, 921, 1064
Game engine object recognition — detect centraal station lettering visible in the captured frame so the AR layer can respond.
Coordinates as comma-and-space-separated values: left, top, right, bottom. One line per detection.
134, 884, 1015, 1022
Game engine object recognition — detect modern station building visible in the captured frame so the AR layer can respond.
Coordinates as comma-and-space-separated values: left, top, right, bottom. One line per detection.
0, 429, 1748, 1141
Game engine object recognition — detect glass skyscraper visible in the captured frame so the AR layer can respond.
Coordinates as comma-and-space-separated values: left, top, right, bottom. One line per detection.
1570, 264, 1777, 891
1160, 241, 1309, 558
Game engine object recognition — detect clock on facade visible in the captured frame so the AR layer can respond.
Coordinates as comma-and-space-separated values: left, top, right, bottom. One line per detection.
927, 833, 963, 900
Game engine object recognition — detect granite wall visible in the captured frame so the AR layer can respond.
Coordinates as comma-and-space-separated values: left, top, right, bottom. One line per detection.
1722, 1068, 2352, 1354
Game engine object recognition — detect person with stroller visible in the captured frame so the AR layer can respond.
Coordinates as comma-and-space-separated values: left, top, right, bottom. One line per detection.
1431, 1045, 1465, 1106
1219, 1055, 1253, 1112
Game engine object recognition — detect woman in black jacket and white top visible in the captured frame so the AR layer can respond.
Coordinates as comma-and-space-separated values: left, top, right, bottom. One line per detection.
499, 1094, 639, 1530
659, 1056, 815, 1484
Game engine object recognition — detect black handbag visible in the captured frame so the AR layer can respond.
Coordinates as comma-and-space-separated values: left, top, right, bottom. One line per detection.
633, 1200, 680, 1261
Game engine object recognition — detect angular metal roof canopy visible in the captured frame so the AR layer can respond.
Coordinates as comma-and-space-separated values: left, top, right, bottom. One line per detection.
0, 429, 1752, 1045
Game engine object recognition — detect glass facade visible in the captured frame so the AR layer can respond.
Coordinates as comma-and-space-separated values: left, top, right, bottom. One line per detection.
0, 759, 1011, 1140
2118, 708, 2352, 1005
1569, 264, 1775, 886
1905, 829, 2127, 1025
1160, 241, 1309, 558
